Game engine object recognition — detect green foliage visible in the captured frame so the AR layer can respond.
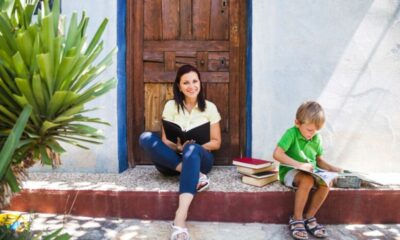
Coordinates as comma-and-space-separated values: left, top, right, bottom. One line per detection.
0, 0, 117, 168
0, 213, 70, 240
0, 105, 31, 193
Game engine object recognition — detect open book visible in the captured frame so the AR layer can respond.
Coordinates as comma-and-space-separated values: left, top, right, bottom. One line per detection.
162, 120, 210, 145
305, 168, 338, 187
281, 164, 338, 187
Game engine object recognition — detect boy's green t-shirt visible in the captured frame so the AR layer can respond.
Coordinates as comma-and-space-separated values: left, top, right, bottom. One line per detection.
277, 126, 324, 182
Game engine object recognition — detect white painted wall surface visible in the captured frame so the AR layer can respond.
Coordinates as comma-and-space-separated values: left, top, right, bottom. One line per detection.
31, 0, 119, 173
252, 0, 400, 172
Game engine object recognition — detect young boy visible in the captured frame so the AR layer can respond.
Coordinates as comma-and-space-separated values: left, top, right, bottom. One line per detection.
273, 101, 343, 240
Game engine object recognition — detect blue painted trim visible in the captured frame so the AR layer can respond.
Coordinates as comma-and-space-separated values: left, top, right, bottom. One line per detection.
117, 0, 128, 172
245, 0, 252, 156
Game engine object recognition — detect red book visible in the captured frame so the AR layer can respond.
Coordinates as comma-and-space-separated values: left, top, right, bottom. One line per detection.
232, 157, 273, 169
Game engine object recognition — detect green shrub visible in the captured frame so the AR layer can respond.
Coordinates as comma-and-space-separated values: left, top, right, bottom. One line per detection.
0, 0, 116, 207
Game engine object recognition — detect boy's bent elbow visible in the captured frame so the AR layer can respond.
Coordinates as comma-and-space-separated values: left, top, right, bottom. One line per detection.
272, 148, 281, 161
272, 150, 277, 160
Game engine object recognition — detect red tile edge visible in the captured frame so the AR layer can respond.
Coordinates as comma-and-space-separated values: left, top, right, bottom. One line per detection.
6, 189, 400, 224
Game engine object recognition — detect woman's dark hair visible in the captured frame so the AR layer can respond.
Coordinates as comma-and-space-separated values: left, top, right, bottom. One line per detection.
173, 64, 206, 112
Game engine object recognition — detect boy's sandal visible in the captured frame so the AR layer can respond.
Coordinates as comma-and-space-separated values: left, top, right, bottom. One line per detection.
289, 218, 309, 240
197, 175, 210, 192
170, 223, 190, 240
304, 217, 328, 238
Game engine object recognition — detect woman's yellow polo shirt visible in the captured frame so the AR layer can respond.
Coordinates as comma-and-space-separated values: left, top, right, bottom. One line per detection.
162, 100, 221, 131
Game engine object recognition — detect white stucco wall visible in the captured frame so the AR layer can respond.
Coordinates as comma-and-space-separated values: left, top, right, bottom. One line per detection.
30, 0, 400, 173
252, 0, 400, 172
31, 0, 119, 173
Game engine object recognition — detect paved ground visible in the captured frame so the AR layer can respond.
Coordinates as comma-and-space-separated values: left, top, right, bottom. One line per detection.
9, 212, 395, 240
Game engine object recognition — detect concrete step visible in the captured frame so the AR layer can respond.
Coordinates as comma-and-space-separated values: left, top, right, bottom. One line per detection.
6, 211, 400, 240
7, 166, 400, 224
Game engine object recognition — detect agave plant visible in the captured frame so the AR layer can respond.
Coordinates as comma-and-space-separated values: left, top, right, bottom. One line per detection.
0, 105, 31, 208
0, 0, 116, 206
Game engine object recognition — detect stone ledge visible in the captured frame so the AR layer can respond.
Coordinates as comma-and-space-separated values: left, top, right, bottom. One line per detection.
7, 166, 400, 224
24, 166, 400, 192
8, 189, 400, 224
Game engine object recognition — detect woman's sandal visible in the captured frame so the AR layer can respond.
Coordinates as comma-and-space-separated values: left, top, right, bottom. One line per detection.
289, 218, 309, 240
197, 175, 210, 192
170, 223, 190, 240
304, 217, 328, 238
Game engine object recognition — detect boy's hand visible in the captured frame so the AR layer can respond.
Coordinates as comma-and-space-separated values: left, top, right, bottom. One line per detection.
298, 163, 314, 172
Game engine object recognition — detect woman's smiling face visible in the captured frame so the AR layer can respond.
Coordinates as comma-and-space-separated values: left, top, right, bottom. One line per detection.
179, 71, 201, 100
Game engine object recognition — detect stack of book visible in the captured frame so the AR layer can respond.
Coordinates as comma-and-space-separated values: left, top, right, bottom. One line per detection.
233, 157, 278, 187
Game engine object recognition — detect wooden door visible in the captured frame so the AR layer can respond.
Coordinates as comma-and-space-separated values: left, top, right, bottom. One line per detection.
127, 0, 247, 165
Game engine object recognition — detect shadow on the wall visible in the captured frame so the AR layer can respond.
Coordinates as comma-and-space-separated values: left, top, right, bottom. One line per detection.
320, 3, 400, 171
256, 1, 400, 172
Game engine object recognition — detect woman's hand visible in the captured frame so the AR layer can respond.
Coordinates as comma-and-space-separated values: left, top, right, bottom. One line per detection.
176, 138, 195, 152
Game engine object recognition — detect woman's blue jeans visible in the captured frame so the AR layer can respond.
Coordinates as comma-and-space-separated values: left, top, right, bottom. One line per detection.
139, 132, 214, 195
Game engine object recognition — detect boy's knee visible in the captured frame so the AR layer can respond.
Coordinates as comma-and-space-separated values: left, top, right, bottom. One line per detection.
139, 132, 154, 147
296, 173, 314, 189
319, 185, 330, 192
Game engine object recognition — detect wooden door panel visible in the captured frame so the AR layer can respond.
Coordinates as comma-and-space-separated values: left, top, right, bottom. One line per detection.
143, 51, 164, 62
180, 0, 192, 39
144, 40, 229, 52
175, 52, 198, 68
128, 0, 246, 165
144, 62, 165, 72
205, 84, 229, 133
208, 52, 229, 71
210, 0, 229, 40
196, 52, 208, 71
144, 71, 229, 83
175, 55, 197, 68
193, 0, 211, 40
144, 0, 162, 40
164, 52, 176, 71
205, 83, 230, 164
176, 51, 197, 58
143, 51, 164, 72
145, 83, 173, 132
161, 0, 180, 39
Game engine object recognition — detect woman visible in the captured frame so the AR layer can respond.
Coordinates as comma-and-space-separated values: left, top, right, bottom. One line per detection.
139, 64, 222, 240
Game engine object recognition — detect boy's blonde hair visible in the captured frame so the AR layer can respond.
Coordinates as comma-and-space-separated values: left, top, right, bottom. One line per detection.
296, 101, 325, 129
